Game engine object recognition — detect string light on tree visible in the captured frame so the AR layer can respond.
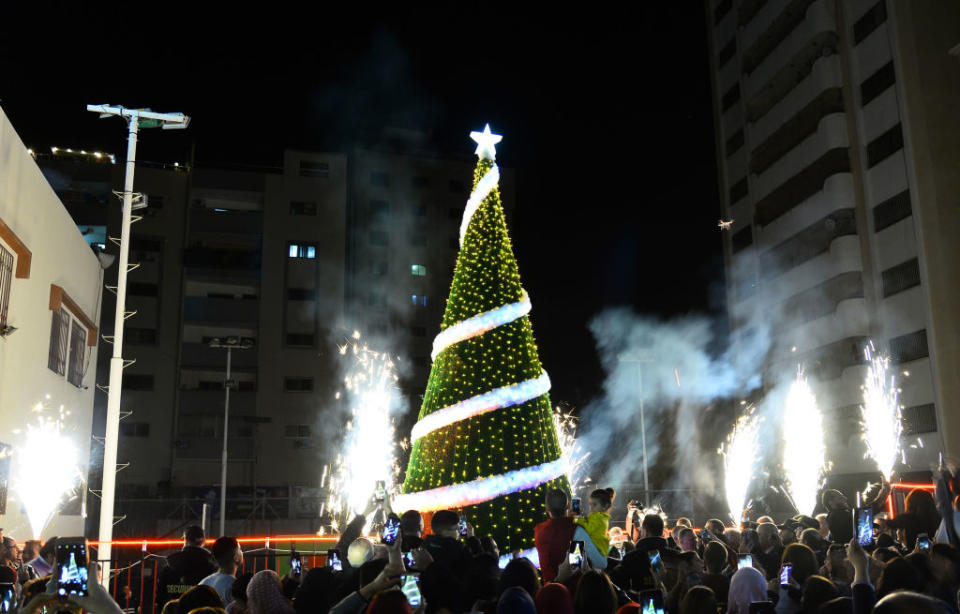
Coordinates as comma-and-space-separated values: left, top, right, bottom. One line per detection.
402, 125, 568, 550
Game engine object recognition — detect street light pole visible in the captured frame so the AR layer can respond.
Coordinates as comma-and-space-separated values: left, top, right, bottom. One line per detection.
208, 337, 253, 536
87, 105, 188, 585
618, 352, 654, 507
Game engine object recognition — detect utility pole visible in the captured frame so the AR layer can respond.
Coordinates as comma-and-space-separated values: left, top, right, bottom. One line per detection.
87, 105, 189, 585
208, 336, 253, 536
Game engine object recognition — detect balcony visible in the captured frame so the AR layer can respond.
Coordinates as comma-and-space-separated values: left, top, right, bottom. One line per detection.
759, 208, 857, 278
754, 148, 850, 228
752, 54, 842, 145
180, 341, 259, 370
175, 437, 254, 460
183, 246, 261, 280
765, 334, 869, 383
190, 207, 263, 236
179, 389, 257, 414
758, 173, 854, 245
754, 113, 848, 200
183, 296, 260, 326
744, 0, 835, 91
763, 235, 862, 303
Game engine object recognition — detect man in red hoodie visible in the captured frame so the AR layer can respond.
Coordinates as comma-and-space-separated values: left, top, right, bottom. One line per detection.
534, 489, 577, 583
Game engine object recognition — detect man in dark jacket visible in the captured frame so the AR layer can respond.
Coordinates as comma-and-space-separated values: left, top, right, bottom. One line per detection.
422, 510, 473, 579
157, 525, 217, 608
618, 513, 671, 592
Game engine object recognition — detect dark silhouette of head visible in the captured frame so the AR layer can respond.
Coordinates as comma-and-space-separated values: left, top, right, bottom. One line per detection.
184, 525, 205, 548
545, 489, 569, 519
572, 569, 617, 614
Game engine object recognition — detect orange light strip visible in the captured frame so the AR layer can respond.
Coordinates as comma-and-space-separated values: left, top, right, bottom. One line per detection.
89, 535, 344, 548
885, 481, 935, 519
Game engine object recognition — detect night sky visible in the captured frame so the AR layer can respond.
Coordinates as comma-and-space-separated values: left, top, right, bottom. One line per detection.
1, 6, 725, 407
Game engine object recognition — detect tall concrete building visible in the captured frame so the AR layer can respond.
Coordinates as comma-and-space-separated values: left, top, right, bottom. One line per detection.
706, 0, 960, 478
37, 131, 512, 535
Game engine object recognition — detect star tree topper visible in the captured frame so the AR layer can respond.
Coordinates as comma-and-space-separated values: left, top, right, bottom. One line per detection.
470, 124, 503, 161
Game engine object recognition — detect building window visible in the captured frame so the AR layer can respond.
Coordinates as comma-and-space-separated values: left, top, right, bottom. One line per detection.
125, 374, 155, 391
288, 243, 316, 259
729, 177, 748, 204
410, 234, 427, 247
412, 176, 429, 188
121, 422, 150, 437
873, 190, 912, 232
284, 424, 312, 438
881, 258, 921, 298
286, 333, 315, 347
287, 288, 317, 300
713, 0, 732, 24
411, 294, 428, 307
866, 123, 903, 168
725, 129, 744, 157
889, 330, 928, 364
371, 172, 390, 187
126, 327, 157, 345
198, 380, 223, 390
49, 307, 88, 385
717, 37, 736, 68
902, 403, 938, 435
860, 61, 895, 106
411, 326, 426, 337
731, 226, 753, 254
299, 161, 329, 178
411, 264, 426, 276
284, 377, 314, 392
721, 83, 741, 112
67, 318, 85, 387
0, 244, 13, 331
412, 203, 427, 216
853, 1, 887, 45
370, 231, 389, 247
290, 201, 318, 216
370, 260, 388, 276
370, 200, 389, 219
238, 380, 256, 391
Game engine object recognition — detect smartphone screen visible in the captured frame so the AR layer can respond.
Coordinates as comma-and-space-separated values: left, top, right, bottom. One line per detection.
738, 553, 752, 569
0, 584, 14, 614
569, 541, 584, 568
56, 539, 89, 598
639, 589, 665, 614
780, 564, 792, 587
459, 514, 468, 536
572, 497, 581, 516
400, 575, 422, 607
326, 549, 342, 572
403, 551, 417, 570
917, 534, 931, 552
857, 509, 874, 547
382, 516, 401, 545
290, 553, 301, 575
648, 549, 664, 575
699, 529, 713, 542
375, 480, 386, 502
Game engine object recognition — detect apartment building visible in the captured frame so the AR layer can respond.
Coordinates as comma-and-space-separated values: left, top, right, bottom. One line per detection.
0, 108, 103, 539
706, 0, 960, 476
37, 131, 512, 534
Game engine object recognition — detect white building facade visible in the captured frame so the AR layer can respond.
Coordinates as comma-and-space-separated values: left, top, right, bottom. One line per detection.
0, 107, 103, 539
706, 0, 960, 477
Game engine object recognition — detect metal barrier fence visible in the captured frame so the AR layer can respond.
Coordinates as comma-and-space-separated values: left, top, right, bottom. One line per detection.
96, 536, 341, 614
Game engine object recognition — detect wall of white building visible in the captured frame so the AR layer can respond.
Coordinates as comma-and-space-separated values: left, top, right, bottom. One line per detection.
0, 107, 102, 540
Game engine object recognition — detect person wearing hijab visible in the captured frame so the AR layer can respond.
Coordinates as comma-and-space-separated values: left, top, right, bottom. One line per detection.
247, 571, 295, 614
534, 583, 574, 614
498, 586, 537, 614
727, 567, 767, 614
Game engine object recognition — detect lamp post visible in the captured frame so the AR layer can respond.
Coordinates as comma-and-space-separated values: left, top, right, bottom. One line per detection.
208, 336, 253, 536
618, 351, 654, 507
88, 105, 188, 584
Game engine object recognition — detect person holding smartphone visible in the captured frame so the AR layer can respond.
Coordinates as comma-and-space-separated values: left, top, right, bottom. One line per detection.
422, 510, 473, 578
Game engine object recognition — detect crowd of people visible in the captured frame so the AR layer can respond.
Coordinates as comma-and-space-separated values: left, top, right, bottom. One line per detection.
1, 475, 960, 614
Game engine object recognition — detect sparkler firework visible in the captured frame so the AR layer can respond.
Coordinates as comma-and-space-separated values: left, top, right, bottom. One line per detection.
860, 343, 902, 480
719, 404, 760, 524
11, 398, 82, 538
782, 370, 829, 515
554, 406, 590, 493
327, 332, 401, 522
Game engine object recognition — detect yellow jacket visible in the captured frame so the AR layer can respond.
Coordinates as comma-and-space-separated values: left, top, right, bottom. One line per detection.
574, 511, 611, 557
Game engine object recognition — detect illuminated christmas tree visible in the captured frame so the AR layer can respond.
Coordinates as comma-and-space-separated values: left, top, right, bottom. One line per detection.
396, 125, 568, 551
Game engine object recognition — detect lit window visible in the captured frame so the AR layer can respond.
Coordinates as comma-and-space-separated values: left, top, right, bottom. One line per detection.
411, 294, 428, 307
411, 264, 426, 276
288, 244, 316, 259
